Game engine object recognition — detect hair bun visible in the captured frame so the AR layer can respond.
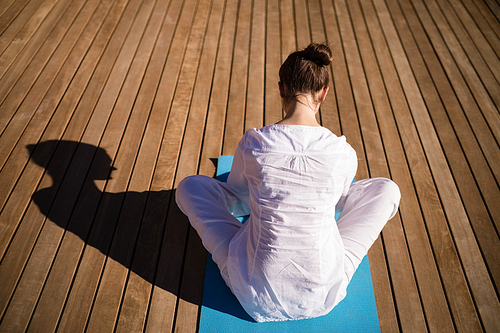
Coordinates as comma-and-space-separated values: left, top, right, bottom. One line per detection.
303, 43, 332, 67
279, 42, 332, 98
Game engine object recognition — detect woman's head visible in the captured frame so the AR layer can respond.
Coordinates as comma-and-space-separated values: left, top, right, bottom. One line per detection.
279, 43, 332, 104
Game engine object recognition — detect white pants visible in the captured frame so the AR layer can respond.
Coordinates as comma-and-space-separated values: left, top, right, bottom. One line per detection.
176, 176, 400, 282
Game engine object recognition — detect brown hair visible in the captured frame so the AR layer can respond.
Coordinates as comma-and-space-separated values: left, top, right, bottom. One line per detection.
279, 43, 332, 103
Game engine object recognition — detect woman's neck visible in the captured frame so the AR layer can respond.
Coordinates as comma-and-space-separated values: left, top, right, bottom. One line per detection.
276, 96, 321, 127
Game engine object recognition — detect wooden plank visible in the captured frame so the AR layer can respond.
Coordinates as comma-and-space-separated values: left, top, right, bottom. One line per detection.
293, 0, 310, 49
280, 0, 296, 61
349, 9, 457, 330
443, 1, 500, 246
481, 0, 500, 21
176, 14, 243, 331
316, 10, 340, 136
179, 1, 240, 327
86, 2, 191, 332
307, 0, 324, 44
145, 198, 189, 332
368, 240, 399, 333
294, 0, 323, 124
0, 0, 56, 59
53, 0, 173, 330
0, 0, 32, 34
135, 1, 207, 329
221, 0, 251, 155
468, 0, 500, 46
264, 0, 281, 126
244, 0, 265, 131
112, 98, 175, 332
307, 0, 325, 127
295, 0, 317, 124
69, 0, 170, 326
448, 0, 500, 65
0, 0, 77, 120
170, 0, 223, 188
172, 228, 207, 333
0, 0, 22, 19
438, 0, 500, 83
278, 0, 294, 128
423, 0, 500, 275
403, 0, 500, 178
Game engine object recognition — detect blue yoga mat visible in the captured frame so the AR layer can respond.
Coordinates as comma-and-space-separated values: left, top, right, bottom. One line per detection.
199, 156, 381, 332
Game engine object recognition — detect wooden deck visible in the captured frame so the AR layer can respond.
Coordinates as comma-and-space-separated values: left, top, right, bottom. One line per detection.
0, 0, 499, 331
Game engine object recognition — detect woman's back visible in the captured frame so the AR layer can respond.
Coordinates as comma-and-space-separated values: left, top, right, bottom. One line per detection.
226, 124, 357, 322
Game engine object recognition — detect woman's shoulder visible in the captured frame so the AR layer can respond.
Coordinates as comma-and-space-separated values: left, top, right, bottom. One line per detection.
250, 124, 333, 135
242, 124, 353, 154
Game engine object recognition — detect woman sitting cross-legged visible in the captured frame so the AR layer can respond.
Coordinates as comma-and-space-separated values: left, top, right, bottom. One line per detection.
176, 42, 401, 323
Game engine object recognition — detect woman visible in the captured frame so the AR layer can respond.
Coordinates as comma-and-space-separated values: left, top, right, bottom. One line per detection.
176, 43, 400, 322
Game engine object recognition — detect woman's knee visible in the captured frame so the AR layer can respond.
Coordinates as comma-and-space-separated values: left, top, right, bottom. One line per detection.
176, 176, 196, 205
177, 175, 215, 196
177, 175, 211, 211
176, 175, 229, 212
353, 177, 400, 217
373, 178, 401, 218
358, 178, 399, 200
375, 178, 400, 202
178, 174, 201, 189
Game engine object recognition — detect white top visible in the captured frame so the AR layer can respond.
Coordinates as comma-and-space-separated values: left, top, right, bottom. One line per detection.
225, 124, 358, 322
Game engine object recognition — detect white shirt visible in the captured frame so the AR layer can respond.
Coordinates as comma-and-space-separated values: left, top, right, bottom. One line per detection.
225, 124, 358, 322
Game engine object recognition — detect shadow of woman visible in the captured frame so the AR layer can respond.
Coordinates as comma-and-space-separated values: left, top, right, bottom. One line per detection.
26, 140, 193, 304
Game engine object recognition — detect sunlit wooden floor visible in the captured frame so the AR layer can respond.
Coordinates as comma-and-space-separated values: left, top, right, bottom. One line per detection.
0, 0, 499, 331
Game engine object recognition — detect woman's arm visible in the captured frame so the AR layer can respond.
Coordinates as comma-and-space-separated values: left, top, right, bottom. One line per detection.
225, 137, 251, 216
227, 137, 248, 192
336, 145, 358, 215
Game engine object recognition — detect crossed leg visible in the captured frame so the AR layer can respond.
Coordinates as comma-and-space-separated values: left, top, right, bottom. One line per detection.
176, 175, 401, 286
176, 175, 245, 287
335, 178, 401, 280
